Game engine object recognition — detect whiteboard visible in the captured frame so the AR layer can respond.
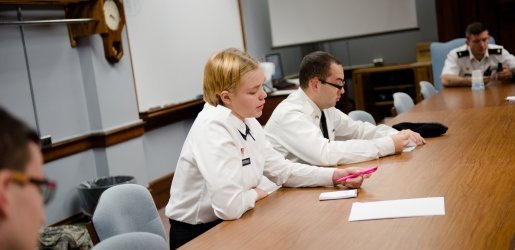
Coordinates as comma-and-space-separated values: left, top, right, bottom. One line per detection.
268, 0, 418, 47
124, 0, 245, 112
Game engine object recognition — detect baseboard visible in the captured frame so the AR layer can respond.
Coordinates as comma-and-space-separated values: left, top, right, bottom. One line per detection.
50, 212, 90, 226
148, 172, 174, 209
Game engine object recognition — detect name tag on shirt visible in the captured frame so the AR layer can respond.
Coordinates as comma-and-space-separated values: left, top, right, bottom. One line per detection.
242, 157, 251, 166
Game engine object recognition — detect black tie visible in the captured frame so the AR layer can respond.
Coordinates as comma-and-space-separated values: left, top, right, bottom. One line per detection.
239, 124, 255, 141
320, 111, 329, 139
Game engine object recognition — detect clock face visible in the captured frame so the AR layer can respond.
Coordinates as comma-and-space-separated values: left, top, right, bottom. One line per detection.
104, 0, 121, 31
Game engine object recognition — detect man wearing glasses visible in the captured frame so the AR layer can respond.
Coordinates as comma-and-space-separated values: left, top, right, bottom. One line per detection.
264, 51, 425, 167
0, 107, 56, 250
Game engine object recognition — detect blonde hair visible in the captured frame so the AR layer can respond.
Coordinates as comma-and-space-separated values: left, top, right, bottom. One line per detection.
203, 48, 259, 106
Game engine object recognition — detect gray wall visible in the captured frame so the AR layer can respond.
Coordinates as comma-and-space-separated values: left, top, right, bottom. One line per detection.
0, 1, 437, 224
0, 6, 186, 224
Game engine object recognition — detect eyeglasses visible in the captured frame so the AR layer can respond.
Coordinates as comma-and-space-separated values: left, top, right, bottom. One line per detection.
10, 171, 56, 205
319, 79, 346, 90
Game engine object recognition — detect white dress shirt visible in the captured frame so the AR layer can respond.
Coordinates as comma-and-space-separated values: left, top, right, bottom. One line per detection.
165, 103, 334, 225
442, 44, 515, 77
264, 89, 398, 166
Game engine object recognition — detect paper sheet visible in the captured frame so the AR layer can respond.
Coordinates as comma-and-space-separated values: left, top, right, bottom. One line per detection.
348, 197, 445, 221
403, 140, 417, 152
319, 189, 357, 201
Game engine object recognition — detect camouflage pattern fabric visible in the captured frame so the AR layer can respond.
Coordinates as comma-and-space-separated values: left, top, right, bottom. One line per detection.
39, 224, 93, 250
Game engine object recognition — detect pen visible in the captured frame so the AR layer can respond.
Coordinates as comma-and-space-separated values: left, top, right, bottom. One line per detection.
336, 166, 378, 183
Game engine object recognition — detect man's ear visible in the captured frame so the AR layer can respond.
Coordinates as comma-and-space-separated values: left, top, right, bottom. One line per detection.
219, 90, 232, 106
0, 170, 11, 218
309, 78, 320, 91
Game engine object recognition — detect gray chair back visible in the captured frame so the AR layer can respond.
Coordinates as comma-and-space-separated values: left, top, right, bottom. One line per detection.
92, 232, 168, 250
419, 81, 438, 99
393, 92, 414, 115
348, 110, 376, 125
91, 184, 166, 242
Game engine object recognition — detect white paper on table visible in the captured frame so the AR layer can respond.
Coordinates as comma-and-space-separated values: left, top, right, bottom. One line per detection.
506, 96, 515, 102
403, 140, 417, 152
348, 197, 445, 221
319, 189, 357, 201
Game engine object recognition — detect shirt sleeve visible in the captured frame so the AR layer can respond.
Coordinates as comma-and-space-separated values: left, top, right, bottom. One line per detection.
191, 119, 257, 220
441, 49, 460, 76
501, 48, 515, 70
332, 108, 397, 140
262, 140, 334, 187
266, 108, 396, 166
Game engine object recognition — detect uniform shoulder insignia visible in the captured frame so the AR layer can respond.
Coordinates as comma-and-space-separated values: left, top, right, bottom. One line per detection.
488, 48, 502, 55
456, 50, 469, 58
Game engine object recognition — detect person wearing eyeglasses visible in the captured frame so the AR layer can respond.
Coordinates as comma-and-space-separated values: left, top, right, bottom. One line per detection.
165, 48, 372, 249
264, 51, 425, 167
441, 22, 515, 87
0, 107, 56, 250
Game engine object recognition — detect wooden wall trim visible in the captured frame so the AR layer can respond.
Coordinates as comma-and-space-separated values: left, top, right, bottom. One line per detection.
91, 121, 145, 147
0, 0, 86, 5
42, 121, 145, 163
148, 172, 174, 209
42, 98, 202, 163
237, 0, 247, 51
50, 212, 90, 226
139, 99, 204, 131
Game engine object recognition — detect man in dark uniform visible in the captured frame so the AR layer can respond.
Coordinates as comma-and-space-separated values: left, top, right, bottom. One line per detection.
441, 22, 515, 87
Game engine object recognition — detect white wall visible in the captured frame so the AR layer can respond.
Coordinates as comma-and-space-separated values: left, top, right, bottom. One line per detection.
0, 6, 186, 224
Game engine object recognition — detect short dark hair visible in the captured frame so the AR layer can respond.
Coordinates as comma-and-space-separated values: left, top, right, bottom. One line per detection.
0, 107, 40, 172
465, 22, 487, 37
299, 51, 342, 89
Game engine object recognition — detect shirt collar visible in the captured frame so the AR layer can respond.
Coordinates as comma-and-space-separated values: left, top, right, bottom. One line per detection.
467, 45, 490, 62
298, 88, 323, 119
215, 104, 249, 134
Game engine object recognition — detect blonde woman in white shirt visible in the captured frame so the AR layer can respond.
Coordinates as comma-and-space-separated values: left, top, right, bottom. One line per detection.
165, 48, 370, 249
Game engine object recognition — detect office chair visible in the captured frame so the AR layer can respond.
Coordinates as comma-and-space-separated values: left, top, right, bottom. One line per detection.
430, 36, 495, 91
392, 92, 415, 115
88, 184, 166, 244
348, 110, 376, 125
92, 232, 168, 250
419, 81, 438, 99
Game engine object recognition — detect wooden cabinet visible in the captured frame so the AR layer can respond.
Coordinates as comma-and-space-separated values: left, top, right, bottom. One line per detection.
352, 62, 433, 122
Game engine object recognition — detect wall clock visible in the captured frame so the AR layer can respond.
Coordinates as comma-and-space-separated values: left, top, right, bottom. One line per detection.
66, 0, 126, 63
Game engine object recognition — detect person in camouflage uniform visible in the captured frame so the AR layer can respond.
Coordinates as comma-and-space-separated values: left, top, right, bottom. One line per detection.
0, 107, 56, 250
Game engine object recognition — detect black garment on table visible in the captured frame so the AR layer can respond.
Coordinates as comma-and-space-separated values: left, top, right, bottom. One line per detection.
169, 218, 222, 249
392, 122, 448, 138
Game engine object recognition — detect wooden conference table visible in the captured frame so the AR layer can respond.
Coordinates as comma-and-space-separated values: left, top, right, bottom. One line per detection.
182, 83, 515, 250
